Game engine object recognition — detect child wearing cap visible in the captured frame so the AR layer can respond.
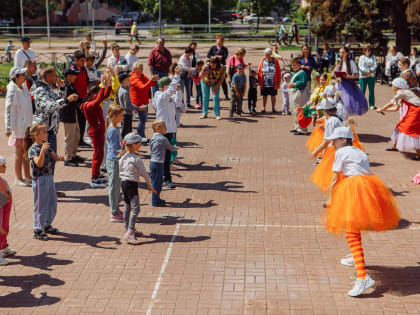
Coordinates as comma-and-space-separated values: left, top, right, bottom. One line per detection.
0, 156, 16, 265
247, 66, 258, 114
322, 126, 400, 297
280, 72, 291, 115
119, 132, 155, 244
229, 64, 246, 117
119, 72, 139, 139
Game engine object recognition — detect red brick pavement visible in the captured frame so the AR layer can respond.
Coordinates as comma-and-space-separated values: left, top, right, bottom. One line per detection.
0, 43, 419, 314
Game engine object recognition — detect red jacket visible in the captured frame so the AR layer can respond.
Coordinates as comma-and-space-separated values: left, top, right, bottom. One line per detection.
129, 72, 156, 106
72, 65, 88, 98
80, 86, 111, 135
257, 58, 281, 90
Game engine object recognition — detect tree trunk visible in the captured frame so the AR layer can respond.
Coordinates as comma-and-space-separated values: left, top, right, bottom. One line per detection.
392, 0, 410, 55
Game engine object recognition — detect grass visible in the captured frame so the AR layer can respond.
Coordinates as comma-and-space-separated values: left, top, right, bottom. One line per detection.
0, 62, 13, 79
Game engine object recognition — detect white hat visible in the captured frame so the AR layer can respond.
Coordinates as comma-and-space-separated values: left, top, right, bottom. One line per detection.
392, 78, 409, 90
9, 67, 27, 79
318, 97, 336, 110
0, 155, 6, 166
264, 47, 272, 54
122, 132, 142, 145
319, 85, 336, 97
325, 126, 354, 141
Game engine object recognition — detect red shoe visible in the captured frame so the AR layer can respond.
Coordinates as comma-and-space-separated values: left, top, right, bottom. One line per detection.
195, 104, 202, 109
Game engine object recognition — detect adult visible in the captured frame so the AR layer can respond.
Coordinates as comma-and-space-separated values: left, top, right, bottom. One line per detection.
207, 34, 229, 100
319, 43, 335, 73
130, 22, 140, 44
399, 57, 420, 97
228, 48, 247, 83
383, 46, 403, 84
178, 47, 196, 108
14, 37, 36, 68
278, 22, 288, 45
358, 44, 378, 109
200, 57, 226, 120
289, 20, 299, 45
31, 67, 69, 197
129, 61, 159, 141
188, 41, 200, 97
345, 43, 354, 60
257, 48, 281, 113
125, 44, 140, 71
5, 67, 33, 186
149, 37, 172, 95
300, 45, 317, 105
107, 42, 129, 72
334, 46, 368, 116
24, 59, 37, 113
85, 33, 96, 53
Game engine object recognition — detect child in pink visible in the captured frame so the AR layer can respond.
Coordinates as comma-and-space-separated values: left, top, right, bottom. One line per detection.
193, 60, 204, 109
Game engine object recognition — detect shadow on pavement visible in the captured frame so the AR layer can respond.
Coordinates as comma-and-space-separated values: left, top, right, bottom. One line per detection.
358, 133, 391, 143
140, 233, 210, 245
396, 218, 420, 230
175, 161, 231, 172
137, 216, 196, 225
180, 124, 216, 129
48, 231, 121, 249
175, 181, 257, 193
55, 181, 91, 191
166, 198, 217, 208
7, 252, 73, 271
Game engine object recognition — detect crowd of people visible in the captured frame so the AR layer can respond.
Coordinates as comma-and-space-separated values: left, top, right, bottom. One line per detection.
1, 35, 420, 299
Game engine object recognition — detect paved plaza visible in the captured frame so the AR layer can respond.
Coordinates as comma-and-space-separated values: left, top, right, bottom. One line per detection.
0, 43, 419, 314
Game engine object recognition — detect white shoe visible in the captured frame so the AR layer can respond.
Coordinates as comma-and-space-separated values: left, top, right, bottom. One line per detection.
0, 256, 8, 265
200, 115, 207, 119
190, 96, 195, 101
0, 247, 16, 258
15, 179, 31, 187
341, 254, 355, 267
348, 274, 375, 297
216, 116, 221, 120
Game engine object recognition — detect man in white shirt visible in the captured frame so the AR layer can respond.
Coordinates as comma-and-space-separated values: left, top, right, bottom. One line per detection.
14, 37, 36, 68
125, 44, 140, 71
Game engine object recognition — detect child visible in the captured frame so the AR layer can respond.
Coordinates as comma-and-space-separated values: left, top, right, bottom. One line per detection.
26, 123, 64, 240
119, 133, 155, 244
0, 156, 16, 265
168, 63, 186, 128
118, 72, 140, 139
80, 74, 112, 188
323, 126, 400, 297
193, 60, 204, 109
288, 57, 308, 135
106, 104, 125, 222
248, 67, 258, 114
150, 120, 177, 207
230, 64, 246, 117
281, 72, 291, 115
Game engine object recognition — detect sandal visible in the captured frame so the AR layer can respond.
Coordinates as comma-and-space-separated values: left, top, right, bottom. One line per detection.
385, 148, 398, 152
412, 155, 420, 161
33, 230, 49, 241
43, 225, 59, 235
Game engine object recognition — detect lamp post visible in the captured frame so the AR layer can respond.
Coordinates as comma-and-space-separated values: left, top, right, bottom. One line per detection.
46, 0, 51, 47
208, 0, 211, 33
159, 0, 162, 36
20, 0, 24, 36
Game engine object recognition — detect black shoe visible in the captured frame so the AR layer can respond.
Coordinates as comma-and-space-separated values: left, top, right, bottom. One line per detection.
163, 181, 176, 189
73, 155, 87, 163
153, 200, 166, 207
293, 131, 305, 135
289, 129, 297, 133
43, 225, 59, 235
187, 104, 194, 109
33, 230, 49, 240
64, 160, 78, 167
224, 97, 230, 101
369, 106, 377, 110
100, 168, 107, 174
79, 141, 91, 148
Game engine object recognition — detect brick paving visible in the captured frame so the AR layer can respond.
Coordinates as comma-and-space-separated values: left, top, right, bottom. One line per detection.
0, 43, 420, 314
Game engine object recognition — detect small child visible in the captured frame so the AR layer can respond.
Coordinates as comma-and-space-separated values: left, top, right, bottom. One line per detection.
106, 104, 125, 222
248, 67, 258, 114
0, 156, 16, 265
119, 132, 155, 244
150, 120, 177, 207
193, 60, 205, 109
118, 72, 139, 139
230, 64, 246, 117
80, 74, 112, 188
26, 123, 64, 241
281, 72, 291, 115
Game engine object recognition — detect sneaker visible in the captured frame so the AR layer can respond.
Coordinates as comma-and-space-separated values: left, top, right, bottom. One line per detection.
163, 181, 176, 189
141, 137, 149, 144
348, 274, 375, 297
72, 155, 87, 163
314, 160, 320, 166
56, 191, 66, 198
0, 247, 16, 257
98, 175, 108, 183
15, 179, 31, 187
287, 111, 292, 115
282, 111, 288, 116
110, 213, 124, 223
190, 96, 196, 101
341, 254, 355, 267
91, 178, 107, 188
43, 225, 59, 235
369, 106, 377, 110
289, 129, 297, 133
195, 104, 202, 109
200, 115, 207, 119
216, 116, 221, 120
33, 230, 49, 241
79, 141, 91, 148
247, 110, 252, 114
100, 168, 107, 174
252, 109, 257, 113
0, 257, 8, 265
187, 104, 194, 109
84, 137, 92, 145
64, 159, 79, 167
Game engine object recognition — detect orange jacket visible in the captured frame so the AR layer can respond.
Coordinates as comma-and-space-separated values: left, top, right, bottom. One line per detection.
129, 72, 156, 106
257, 58, 281, 90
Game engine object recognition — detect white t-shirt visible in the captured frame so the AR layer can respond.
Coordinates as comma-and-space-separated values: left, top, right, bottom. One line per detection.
336, 100, 348, 120
332, 146, 371, 176
324, 116, 343, 140
340, 59, 358, 75
14, 48, 36, 68
125, 53, 138, 71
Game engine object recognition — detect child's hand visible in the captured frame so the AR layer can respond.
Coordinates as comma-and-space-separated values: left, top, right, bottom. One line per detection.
174, 66, 182, 75
41, 142, 50, 152
148, 185, 157, 194
56, 155, 65, 162
151, 74, 159, 82
308, 152, 317, 161
67, 93, 79, 102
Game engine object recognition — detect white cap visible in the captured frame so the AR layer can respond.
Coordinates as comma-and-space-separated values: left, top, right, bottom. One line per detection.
122, 132, 142, 145
264, 47, 272, 54
392, 78, 409, 90
325, 126, 354, 141
0, 155, 6, 166
319, 85, 336, 97
10, 67, 27, 79
318, 97, 336, 110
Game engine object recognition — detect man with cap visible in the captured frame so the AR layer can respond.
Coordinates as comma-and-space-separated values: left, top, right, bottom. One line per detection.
59, 68, 85, 167
152, 66, 184, 188
14, 37, 36, 68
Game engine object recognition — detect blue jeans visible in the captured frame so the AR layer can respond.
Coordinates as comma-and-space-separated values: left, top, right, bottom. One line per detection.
150, 161, 164, 205
33, 175, 57, 230
106, 160, 121, 216
136, 107, 148, 138
48, 134, 57, 175
181, 77, 192, 106
195, 83, 202, 105
201, 82, 220, 116
152, 70, 168, 95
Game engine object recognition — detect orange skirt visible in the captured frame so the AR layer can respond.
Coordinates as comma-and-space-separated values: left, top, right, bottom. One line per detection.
309, 145, 335, 193
352, 124, 365, 151
305, 125, 325, 154
323, 174, 401, 235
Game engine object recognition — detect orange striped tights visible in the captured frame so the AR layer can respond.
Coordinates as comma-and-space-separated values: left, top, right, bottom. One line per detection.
345, 231, 366, 279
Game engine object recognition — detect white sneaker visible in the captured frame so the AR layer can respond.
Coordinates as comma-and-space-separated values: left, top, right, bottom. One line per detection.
216, 116, 221, 120
348, 274, 375, 297
0, 256, 8, 265
0, 247, 16, 258
200, 115, 207, 119
341, 254, 355, 267
15, 179, 31, 187
190, 96, 195, 101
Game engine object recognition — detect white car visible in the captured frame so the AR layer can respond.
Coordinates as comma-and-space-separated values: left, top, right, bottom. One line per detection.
244, 14, 274, 24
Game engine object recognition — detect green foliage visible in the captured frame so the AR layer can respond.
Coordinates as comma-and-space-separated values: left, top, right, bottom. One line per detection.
236, 1, 250, 12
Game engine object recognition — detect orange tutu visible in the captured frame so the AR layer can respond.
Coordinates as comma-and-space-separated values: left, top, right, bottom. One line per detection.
305, 125, 325, 154
324, 174, 401, 235
309, 145, 335, 193
351, 124, 365, 151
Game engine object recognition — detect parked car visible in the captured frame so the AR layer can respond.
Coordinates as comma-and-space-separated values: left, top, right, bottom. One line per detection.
0, 18, 15, 26
127, 11, 140, 22
215, 10, 236, 23
114, 18, 132, 35
244, 14, 274, 24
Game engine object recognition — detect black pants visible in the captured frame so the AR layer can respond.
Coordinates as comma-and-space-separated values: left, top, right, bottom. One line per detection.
221, 78, 229, 99
320, 60, 330, 73
289, 33, 299, 45
248, 88, 257, 110
121, 114, 133, 139
77, 108, 86, 144
164, 132, 175, 182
